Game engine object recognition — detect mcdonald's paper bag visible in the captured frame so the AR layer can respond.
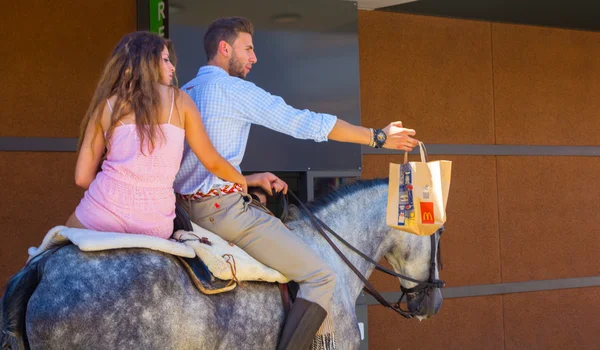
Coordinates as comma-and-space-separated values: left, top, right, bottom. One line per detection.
386, 142, 452, 236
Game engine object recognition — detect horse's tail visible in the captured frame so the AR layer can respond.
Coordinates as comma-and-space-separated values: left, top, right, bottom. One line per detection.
1, 249, 54, 350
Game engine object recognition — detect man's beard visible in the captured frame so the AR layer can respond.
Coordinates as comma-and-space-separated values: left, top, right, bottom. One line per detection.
228, 53, 246, 79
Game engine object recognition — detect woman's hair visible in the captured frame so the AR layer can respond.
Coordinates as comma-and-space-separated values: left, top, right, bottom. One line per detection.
77, 31, 179, 155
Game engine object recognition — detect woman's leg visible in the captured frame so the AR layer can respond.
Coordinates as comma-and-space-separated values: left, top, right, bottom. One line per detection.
65, 212, 87, 229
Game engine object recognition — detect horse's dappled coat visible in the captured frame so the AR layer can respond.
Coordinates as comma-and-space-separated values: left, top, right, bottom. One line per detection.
3, 179, 443, 349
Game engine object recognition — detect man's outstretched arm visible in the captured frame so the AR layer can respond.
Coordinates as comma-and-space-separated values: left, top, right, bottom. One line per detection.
327, 119, 418, 151
232, 79, 418, 150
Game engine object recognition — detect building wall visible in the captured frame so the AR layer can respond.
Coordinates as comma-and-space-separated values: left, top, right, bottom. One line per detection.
0, 0, 136, 284
358, 10, 600, 349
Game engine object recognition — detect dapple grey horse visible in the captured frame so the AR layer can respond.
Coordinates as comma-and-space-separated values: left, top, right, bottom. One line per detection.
1, 179, 443, 349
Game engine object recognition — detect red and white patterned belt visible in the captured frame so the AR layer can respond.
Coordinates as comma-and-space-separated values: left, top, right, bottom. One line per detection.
177, 183, 243, 201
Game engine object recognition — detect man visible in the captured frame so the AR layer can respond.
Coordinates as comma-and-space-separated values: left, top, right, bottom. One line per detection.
174, 17, 418, 350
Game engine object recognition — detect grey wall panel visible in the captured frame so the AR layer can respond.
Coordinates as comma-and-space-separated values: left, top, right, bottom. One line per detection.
169, 0, 362, 172
364, 276, 600, 304
4, 138, 600, 157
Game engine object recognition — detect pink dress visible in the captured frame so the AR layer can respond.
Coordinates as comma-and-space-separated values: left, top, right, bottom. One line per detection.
75, 92, 184, 239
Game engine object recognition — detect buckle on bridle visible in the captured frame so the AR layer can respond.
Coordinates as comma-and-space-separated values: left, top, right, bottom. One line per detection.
431, 280, 445, 288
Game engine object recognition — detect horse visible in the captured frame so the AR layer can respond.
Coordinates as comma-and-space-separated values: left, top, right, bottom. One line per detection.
1, 178, 444, 349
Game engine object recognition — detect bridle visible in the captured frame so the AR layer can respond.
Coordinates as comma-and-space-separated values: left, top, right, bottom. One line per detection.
283, 190, 445, 319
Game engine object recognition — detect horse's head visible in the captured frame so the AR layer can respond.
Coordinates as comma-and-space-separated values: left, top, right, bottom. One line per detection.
384, 228, 444, 320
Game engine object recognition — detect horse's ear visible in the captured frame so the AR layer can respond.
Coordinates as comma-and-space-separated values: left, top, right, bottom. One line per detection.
278, 191, 290, 222
282, 205, 301, 223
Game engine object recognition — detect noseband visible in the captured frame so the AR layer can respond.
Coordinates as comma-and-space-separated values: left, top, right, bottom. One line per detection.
285, 191, 445, 319
396, 231, 444, 316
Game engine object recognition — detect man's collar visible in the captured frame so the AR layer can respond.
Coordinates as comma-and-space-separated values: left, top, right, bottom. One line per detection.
197, 65, 228, 77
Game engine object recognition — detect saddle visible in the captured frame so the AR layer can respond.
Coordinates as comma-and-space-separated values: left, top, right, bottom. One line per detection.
173, 202, 297, 311
172, 204, 237, 294
26, 205, 293, 302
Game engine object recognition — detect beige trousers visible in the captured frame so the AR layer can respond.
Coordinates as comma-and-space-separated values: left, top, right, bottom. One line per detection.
177, 192, 336, 310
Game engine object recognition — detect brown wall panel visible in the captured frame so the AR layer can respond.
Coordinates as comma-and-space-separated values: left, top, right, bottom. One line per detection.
358, 11, 495, 144
368, 296, 504, 349
498, 157, 600, 282
2, 0, 137, 137
493, 24, 600, 146
0, 153, 83, 285
503, 287, 600, 349
362, 155, 501, 288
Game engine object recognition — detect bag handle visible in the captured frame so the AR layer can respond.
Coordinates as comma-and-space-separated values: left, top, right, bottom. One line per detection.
403, 141, 428, 164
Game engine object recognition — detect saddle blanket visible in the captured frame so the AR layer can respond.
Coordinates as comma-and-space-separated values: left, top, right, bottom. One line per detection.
28, 225, 289, 283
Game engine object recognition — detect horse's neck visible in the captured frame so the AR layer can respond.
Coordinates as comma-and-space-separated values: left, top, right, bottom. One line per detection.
300, 184, 393, 301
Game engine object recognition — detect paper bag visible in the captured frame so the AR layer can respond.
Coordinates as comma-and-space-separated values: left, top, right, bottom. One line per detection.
386, 142, 452, 236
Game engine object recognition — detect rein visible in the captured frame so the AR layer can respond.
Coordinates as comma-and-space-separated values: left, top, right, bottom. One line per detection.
282, 190, 445, 318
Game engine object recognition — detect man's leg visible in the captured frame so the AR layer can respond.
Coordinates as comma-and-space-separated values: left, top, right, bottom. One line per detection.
177, 193, 336, 348
178, 193, 335, 308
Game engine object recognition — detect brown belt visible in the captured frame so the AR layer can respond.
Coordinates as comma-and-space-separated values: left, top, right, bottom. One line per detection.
177, 183, 243, 201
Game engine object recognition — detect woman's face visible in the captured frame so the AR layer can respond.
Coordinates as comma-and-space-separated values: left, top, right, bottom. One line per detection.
159, 46, 175, 85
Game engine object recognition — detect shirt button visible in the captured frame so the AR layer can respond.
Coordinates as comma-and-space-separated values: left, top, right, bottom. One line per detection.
209, 217, 215, 223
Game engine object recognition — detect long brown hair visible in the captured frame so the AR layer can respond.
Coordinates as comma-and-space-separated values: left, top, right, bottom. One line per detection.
77, 31, 179, 155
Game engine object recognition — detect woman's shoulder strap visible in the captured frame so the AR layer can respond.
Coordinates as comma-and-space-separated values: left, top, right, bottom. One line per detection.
167, 88, 175, 124
106, 98, 124, 126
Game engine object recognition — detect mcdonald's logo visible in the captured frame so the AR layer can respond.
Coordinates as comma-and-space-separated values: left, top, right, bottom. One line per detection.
420, 202, 434, 224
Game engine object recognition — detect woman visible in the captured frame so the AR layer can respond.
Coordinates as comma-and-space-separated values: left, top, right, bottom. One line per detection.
66, 31, 246, 239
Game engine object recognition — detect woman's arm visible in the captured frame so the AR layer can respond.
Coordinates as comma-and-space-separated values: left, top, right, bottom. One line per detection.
182, 93, 248, 193
74, 111, 106, 189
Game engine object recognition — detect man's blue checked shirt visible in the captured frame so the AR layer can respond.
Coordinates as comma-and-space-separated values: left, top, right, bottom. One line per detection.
173, 65, 338, 195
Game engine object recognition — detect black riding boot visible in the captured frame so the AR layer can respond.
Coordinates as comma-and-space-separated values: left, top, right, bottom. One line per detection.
277, 298, 327, 350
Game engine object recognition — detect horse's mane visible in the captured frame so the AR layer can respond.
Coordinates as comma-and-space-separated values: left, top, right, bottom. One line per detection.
285, 178, 388, 221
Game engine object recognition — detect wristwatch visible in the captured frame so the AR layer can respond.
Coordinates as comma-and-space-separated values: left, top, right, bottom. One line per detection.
372, 128, 387, 148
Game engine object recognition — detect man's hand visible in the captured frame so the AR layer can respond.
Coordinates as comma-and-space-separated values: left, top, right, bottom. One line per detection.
382, 121, 418, 151
245, 172, 288, 195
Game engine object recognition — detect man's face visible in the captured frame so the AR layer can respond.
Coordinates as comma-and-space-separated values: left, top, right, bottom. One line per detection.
227, 32, 257, 79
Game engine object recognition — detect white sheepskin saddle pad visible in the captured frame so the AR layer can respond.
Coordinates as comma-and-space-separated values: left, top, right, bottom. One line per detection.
28, 225, 289, 284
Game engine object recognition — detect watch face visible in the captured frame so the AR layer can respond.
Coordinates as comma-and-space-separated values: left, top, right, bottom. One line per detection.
377, 133, 386, 142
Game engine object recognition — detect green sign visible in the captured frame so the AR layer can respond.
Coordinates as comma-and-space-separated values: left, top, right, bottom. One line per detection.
149, 0, 167, 37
